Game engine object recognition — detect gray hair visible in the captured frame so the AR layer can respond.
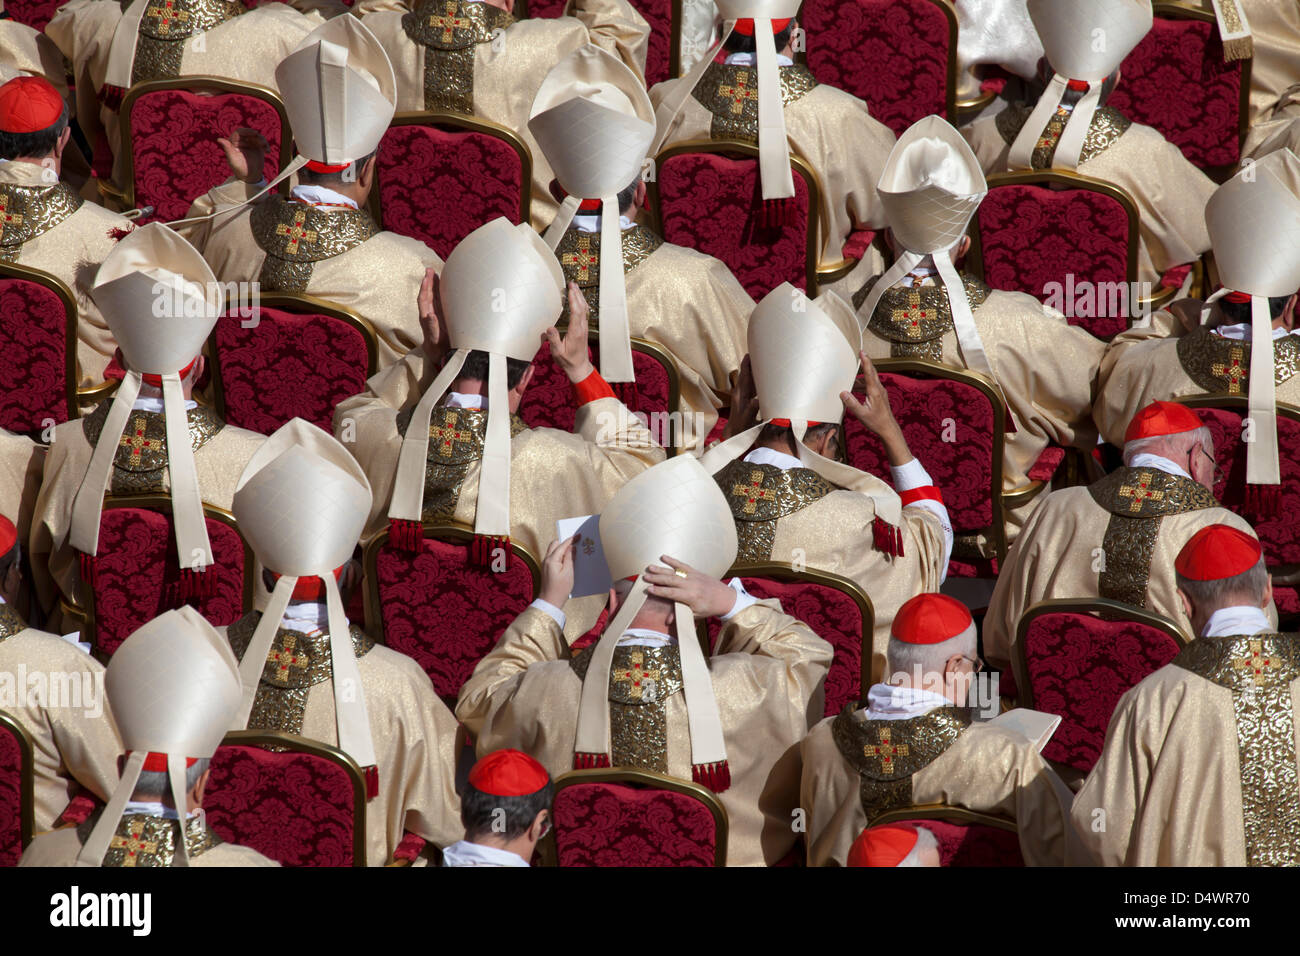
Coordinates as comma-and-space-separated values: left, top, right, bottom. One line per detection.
1122, 426, 1213, 467
1176, 556, 1269, 617
885, 629, 976, 686
132, 757, 210, 802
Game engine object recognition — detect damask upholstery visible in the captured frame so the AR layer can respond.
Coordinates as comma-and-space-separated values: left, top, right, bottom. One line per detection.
205, 744, 359, 866
976, 182, 1133, 340
551, 781, 719, 866
211, 305, 371, 435
1027, 446, 1065, 483
1, 0, 61, 29
87, 508, 248, 658
519, 340, 671, 437
376, 123, 525, 260
55, 790, 99, 827
126, 88, 284, 223
656, 149, 812, 300
0, 720, 25, 868
1273, 586, 1300, 620
0, 275, 72, 432
801, 0, 952, 136
391, 831, 427, 864
373, 534, 536, 705
1020, 610, 1182, 774
909, 818, 1024, 866
525, 0, 672, 86
1109, 15, 1244, 172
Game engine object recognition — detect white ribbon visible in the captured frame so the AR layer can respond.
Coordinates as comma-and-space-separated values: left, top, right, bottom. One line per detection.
597, 196, 635, 382
1008, 73, 1101, 171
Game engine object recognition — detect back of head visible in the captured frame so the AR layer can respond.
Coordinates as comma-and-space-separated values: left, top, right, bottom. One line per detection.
885, 593, 976, 684
1175, 524, 1269, 620
0, 75, 68, 161
460, 749, 553, 842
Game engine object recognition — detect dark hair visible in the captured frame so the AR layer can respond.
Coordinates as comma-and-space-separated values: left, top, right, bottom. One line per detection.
296, 149, 377, 186
0, 542, 18, 578
460, 779, 555, 841
724, 21, 796, 55
757, 421, 840, 457
1217, 294, 1292, 325
0, 104, 69, 161
457, 350, 533, 389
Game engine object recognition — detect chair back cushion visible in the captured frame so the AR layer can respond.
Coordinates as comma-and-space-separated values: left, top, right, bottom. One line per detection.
518, 340, 670, 435
212, 305, 371, 434
2, 0, 61, 29
205, 744, 359, 866
908, 817, 1025, 866
552, 781, 718, 866
127, 88, 284, 223
657, 149, 812, 300
373, 535, 536, 705
376, 122, 525, 260
0, 719, 26, 868
0, 275, 71, 431
1021, 610, 1182, 773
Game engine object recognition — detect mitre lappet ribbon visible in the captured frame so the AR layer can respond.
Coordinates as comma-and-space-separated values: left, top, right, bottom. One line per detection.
1007, 72, 1103, 171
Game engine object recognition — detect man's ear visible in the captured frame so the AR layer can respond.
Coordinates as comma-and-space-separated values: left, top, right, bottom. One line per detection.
1284, 294, 1298, 331
55, 126, 71, 159
1263, 575, 1275, 609
358, 155, 378, 192
191, 769, 211, 807
528, 809, 549, 842
186, 354, 206, 388
513, 363, 535, 397
632, 180, 648, 212
1177, 587, 1194, 620
957, 235, 972, 259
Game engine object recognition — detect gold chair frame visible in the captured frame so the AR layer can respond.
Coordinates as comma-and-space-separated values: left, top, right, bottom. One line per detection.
0, 709, 35, 855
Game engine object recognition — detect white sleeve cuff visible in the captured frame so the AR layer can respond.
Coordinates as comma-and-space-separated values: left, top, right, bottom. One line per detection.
529, 598, 567, 631
721, 578, 759, 620
890, 457, 933, 492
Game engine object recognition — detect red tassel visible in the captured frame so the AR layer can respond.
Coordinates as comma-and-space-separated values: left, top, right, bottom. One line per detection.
98, 84, 125, 112
692, 760, 731, 793
179, 567, 217, 601
363, 765, 380, 800
107, 226, 135, 242
387, 518, 423, 552
472, 535, 510, 569
872, 517, 903, 558
1245, 483, 1282, 519
757, 198, 796, 229
77, 551, 98, 588
573, 752, 611, 770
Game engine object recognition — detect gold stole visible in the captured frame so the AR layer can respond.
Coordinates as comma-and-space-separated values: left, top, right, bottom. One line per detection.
0, 182, 83, 263
713, 459, 837, 563
555, 224, 663, 326
401, 0, 515, 115
128, 0, 246, 86
250, 198, 378, 294
571, 642, 685, 773
692, 61, 817, 144
81, 402, 224, 496
994, 101, 1131, 169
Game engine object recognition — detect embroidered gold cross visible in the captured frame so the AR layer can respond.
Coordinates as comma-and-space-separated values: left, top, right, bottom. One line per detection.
613, 650, 660, 701
0, 195, 22, 241
717, 70, 759, 115
1212, 346, 1248, 394
275, 210, 317, 255
267, 633, 309, 681
732, 469, 778, 515
118, 416, 164, 465
1118, 477, 1164, 514
561, 236, 599, 283
428, 411, 473, 457
890, 290, 941, 339
426, 0, 474, 42
1231, 639, 1282, 686
110, 829, 158, 866
863, 727, 908, 773
146, 0, 190, 36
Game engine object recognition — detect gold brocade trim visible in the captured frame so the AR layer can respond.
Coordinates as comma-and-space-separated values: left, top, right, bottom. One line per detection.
995, 102, 1132, 169
857, 273, 992, 361
693, 62, 818, 144
403, 0, 515, 114
555, 225, 664, 326
79, 812, 222, 866
0, 604, 26, 641
1218, 0, 1244, 34
570, 643, 685, 774
1176, 327, 1300, 395
130, 0, 245, 86
1097, 510, 1161, 607
0, 182, 84, 262
714, 459, 836, 563
251, 198, 378, 294
1173, 634, 1300, 866
81, 402, 224, 495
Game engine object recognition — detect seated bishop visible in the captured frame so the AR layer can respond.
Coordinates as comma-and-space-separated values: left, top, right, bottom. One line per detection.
360, 0, 649, 226
1096, 150, 1300, 517
984, 401, 1274, 671
0, 76, 137, 387
457, 454, 833, 866
185, 17, 441, 371
219, 418, 463, 865
855, 115, 1103, 542
961, 0, 1214, 288
20, 607, 278, 867
29, 223, 264, 627
1072, 525, 1300, 865
799, 594, 1073, 867
702, 283, 952, 681
649, 0, 897, 295
529, 45, 753, 452
0, 516, 122, 832
45, 0, 318, 206
847, 822, 940, 868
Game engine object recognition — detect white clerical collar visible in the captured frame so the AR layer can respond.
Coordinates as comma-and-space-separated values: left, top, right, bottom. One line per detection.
1202, 605, 1273, 638
725, 51, 794, 67
1127, 452, 1192, 481
1212, 322, 1299, 341
441, 840, 529, 867
901, 266, 939, 288
133, 395, 198, 413
280, 601, 328, 633
573, 213, 636, 234
291, 184, 359, 210
862, 683, 951, 720
444, 392, 485, 409
122, 801, 197, 821
744, 446, 803, 471
618, 627, 675, 647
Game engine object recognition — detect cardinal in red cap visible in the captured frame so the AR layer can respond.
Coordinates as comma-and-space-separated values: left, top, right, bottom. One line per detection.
0, 75, 66, 137
1175, 523, 1272, 639
442, 750, 553, 868
847, 822, 940, 867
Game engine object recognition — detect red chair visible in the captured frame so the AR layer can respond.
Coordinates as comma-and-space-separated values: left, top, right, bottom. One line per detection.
1109, 2, 1251, 178
703, 563, 874, 719
0, 711, 34, 868
373, 112, 531, 261
208, 294, 378, 436
364, 521, 541, 707
1, 0, 61, 29
117, 78, 290, 223
1012, 599, 1186, 775
538, 768, 728, 866
519, 333, 680, 450
651, 140, 818, 300
868, 807, 1024, 866
520, 0, 679, 86
76, 496, 254, 660
205, 730, 367, 867
0, 261, 78, 434
801, 0, 958, 137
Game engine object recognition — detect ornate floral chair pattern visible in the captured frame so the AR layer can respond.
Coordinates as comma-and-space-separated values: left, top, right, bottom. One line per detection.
373, 112, 531, 261
0, 711, 34, 868
1012, 598, 1186, 775
652, 140, 818, 300
869, 806, 1024, 866
207, 294, 377, 435
0, 261, 78, 434
520, 0, 679, 86
364, 521, 541, 707
118, 78, 290, 224
538, 768, 728, 866
205, 731, 367, 867
1, 0, 62, 29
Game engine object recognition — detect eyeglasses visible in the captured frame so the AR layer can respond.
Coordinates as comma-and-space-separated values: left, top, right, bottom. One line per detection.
960, 655, 985, 674
1194, 445, 1226, 488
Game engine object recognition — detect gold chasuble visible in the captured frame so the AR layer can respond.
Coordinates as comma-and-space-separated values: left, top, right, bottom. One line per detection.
691, 61, 817, 144
1074, 633, 1300, 866
250, 196, 378, 293
714, 459, 836, 563
569, 643, 684, 773
400, 0, 515, 115
20, 811, 279, 867
128, 0, 246, 87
